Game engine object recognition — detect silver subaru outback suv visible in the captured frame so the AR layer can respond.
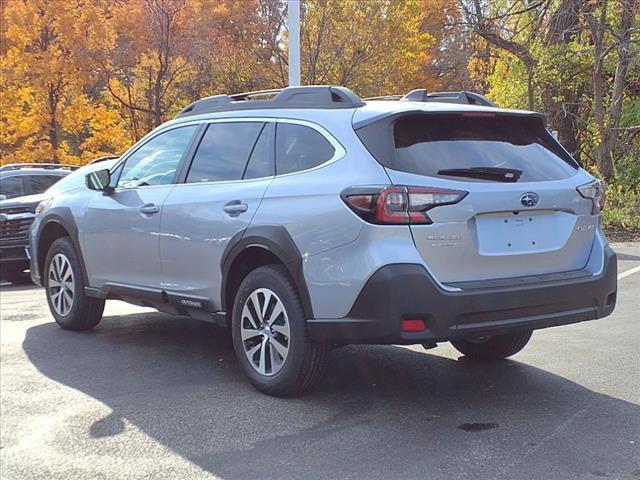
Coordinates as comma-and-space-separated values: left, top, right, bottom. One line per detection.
30, 86, 617, 396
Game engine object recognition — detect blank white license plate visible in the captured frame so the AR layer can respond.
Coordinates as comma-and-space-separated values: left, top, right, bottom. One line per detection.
475, 211, 573, 255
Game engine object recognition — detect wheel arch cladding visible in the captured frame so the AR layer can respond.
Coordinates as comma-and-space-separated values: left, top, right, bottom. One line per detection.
37, 209, 89, 286
221, 225, 314, 321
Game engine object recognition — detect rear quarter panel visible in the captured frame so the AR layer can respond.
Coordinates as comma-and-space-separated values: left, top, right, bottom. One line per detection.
251, 114, 390, 258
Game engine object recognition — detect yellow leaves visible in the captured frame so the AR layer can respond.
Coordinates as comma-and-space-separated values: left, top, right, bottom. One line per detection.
0, 0, 130, 165
76, 105, 130, 162
299, 0, 438, 96
1, 0, 452, 167
57, 96, 130, 162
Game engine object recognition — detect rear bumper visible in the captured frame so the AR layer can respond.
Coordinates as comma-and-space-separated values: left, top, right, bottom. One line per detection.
307, 246, 617, 344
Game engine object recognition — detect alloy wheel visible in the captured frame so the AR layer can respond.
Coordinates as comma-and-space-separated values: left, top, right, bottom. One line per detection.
48, 253, 74, 316
240, 288, 291, 376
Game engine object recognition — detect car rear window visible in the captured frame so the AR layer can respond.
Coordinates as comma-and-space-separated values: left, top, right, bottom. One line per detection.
360, 113, 579, 182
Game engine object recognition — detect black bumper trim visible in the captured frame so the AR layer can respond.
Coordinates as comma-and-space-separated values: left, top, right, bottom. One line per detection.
444, 268, 593, 290
307, 246, 617, 344
0, 246, 30, 266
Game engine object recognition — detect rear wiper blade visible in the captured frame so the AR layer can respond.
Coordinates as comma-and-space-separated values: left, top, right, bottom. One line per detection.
437, 167, 523, 182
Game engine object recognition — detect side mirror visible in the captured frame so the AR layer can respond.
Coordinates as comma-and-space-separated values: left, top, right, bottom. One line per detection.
86, 169, 113, 193
0, 194, 6, 201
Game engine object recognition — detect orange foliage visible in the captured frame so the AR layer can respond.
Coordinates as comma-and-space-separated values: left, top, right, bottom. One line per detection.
1, 0, 456, 165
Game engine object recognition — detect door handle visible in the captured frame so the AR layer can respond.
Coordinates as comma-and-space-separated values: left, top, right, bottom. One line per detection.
139, 203, 160, 215
223, 201, 248, 215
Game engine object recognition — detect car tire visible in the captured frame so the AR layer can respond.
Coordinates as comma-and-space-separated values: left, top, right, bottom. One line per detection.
0, 264, 31, 285
231, 265, 327, 397
44, 237, 105, 331
450, 330, 533, 360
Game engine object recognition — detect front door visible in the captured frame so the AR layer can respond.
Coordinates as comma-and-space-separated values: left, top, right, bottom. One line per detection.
82, 125, 199, 290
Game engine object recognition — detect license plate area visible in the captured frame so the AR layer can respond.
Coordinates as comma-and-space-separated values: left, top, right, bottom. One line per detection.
474, 211, 574, 256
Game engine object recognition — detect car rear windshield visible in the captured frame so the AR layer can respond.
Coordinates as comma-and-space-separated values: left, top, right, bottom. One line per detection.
360, 113, 579, 182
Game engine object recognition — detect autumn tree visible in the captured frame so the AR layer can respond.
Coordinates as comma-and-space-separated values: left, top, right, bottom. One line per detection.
186, 0, 281, 94
0, 0, 129, 165
588, 0, 638, 179
99, 0, 193, 137
461, 0, 639, 178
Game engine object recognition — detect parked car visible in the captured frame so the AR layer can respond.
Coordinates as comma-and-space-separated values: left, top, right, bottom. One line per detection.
30, 86, 617, 396
0, 160, 116, 284
0, 163, 79, 201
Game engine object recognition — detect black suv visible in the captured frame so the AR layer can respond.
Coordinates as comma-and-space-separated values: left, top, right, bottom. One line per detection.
0, 163, 77, 283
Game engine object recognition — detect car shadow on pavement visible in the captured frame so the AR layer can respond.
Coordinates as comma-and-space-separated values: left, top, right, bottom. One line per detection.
617, 252, 640, 262
22, 313, 640, 480
0, 282, 39, 292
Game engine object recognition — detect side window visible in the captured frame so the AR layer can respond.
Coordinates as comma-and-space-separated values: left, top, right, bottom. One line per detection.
0, 176, 25, 199
243, 122, 275, 180
118, 125, 197, 189
27, 175, 62, 194
186, 122, 266, 183
275, 123, 335, 175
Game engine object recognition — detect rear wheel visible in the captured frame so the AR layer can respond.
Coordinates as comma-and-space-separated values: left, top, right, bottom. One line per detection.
231, 265, 327, 396
451, 331, 533, 360
44, 237, 104, 331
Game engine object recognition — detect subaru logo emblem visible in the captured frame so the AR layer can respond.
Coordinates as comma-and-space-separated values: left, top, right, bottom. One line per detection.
520, 192, 539, 207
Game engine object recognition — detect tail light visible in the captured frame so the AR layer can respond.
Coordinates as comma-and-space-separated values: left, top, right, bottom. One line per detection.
577, 179, 605, 214
341, 185, 467, 225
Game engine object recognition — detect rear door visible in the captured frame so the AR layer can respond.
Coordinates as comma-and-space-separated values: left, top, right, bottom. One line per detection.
159, 120, 275, 306
358, 112, 598, 283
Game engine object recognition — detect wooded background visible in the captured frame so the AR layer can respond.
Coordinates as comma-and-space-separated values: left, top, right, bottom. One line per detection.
1, 0, 638, 233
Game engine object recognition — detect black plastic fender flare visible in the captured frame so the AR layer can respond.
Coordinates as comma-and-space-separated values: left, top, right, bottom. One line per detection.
220, 225, 314, 319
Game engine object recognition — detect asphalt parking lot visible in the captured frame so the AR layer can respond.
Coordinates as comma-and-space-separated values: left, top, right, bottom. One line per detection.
1, 243, 639, 480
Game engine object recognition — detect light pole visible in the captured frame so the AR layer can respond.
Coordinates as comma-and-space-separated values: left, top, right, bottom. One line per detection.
288, 0, 301, 86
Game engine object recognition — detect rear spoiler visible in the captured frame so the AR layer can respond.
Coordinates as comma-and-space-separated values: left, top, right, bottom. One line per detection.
365, 89, 497, 107
352, 109, 548, 131
353, 110, 577, 170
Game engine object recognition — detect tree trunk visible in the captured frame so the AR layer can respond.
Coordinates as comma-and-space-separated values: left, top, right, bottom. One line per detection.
601, 0, 636, 179
47, 83, 60, 164
526, 66, 535, 111
590, 0, 612, 179
540, 0, 585, 160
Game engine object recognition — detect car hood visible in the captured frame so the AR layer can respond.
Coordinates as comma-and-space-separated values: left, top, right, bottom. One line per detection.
0, 193, 48, 210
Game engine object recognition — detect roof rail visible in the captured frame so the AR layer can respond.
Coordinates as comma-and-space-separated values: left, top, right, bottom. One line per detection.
400, 89, 497, 107
88, 155, 119, 164
177, 85, 365, 118
0, 163, 80, 172
363, 94, 404, 101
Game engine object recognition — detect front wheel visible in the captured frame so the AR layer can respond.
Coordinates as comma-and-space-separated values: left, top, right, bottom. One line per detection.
231, 265, 327, 396
44, 237, 105, 331
450, 331, 533, 360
